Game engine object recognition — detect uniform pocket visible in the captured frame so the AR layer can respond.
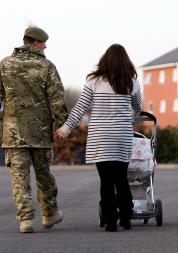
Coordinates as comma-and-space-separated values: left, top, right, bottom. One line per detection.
3, 117, 20, 147
4, 149, 12, 167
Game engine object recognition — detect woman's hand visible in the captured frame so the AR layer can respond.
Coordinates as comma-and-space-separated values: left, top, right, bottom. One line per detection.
53, 129, 65, 139
53, 124, 71, 139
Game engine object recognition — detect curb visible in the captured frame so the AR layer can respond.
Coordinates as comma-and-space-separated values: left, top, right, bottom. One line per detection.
52, 164, 178, 170
0, 164, 178, 172
51, 164, 96, 171
155, 164, 178, 169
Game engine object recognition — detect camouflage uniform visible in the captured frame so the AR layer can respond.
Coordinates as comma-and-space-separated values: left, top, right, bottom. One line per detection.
0, 34, 68, 221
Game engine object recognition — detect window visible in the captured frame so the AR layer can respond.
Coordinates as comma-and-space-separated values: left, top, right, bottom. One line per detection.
160, 100, 166, 113
159, 70, 165, 84
173, 99, 178, 112
172, 68, 177, 82
147, 102, 153, 113
144, 73, 152, 85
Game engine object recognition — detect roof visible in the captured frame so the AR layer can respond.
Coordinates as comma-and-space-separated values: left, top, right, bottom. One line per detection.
142, 48, 178, 67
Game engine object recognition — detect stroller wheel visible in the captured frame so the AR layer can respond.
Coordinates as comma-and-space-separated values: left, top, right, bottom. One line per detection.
155, 199, 163, 226
99, 201, 106, 227
143, 218, 148, 225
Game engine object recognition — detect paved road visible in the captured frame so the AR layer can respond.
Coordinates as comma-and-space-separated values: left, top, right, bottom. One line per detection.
0, 165, 178, 253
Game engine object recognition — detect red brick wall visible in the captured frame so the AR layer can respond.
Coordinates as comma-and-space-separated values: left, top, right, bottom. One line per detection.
143, 66, 178, 128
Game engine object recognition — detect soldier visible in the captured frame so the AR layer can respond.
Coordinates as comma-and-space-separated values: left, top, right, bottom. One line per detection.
0, 27, 68, 233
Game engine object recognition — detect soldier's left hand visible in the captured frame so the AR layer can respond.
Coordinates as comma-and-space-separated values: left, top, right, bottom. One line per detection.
53, 129, 65, 139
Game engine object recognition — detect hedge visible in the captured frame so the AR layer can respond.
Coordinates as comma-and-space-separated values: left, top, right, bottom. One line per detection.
53, 124, 87, 165
53, 124, 178, 164
155, 126, 178, 163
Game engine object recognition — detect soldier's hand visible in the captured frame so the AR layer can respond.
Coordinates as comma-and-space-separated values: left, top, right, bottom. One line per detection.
53, 129, 65, 139
53, 124, 71, 139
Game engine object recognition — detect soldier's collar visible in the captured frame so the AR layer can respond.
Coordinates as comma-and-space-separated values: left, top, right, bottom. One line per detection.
13, 45, 46, 58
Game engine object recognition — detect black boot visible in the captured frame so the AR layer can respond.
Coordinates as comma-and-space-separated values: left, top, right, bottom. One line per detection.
119, 219, 131, 230
105, 221, 118, 232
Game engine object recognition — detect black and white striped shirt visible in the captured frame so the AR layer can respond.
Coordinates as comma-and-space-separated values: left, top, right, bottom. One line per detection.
61, 77, 142, 163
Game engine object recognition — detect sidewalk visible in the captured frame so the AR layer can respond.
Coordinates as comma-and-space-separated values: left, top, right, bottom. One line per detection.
51, 164, 96, 170
155, 163, 178, 169
52, 163, 178, 170
0, 164, 178, 172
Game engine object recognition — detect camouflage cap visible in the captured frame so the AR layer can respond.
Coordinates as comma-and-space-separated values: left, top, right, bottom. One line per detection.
24, 27, 49, 42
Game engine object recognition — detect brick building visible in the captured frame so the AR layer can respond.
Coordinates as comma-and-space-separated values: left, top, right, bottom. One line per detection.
142, 48, 178, 128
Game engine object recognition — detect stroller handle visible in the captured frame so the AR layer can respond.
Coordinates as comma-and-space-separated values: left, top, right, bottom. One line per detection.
136, 111, 157, 125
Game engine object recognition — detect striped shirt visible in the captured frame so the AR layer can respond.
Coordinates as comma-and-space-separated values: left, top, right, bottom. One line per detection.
62, 77, 142, 163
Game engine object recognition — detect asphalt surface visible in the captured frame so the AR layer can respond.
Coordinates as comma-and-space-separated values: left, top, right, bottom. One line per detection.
0, 165, 178, 253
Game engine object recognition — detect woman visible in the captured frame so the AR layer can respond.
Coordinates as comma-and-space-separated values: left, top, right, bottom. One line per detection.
54, 44, 142, 232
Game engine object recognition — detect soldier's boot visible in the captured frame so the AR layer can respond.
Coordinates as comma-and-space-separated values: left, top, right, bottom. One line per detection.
42, 211, 63, 228
20, 220, 34, 233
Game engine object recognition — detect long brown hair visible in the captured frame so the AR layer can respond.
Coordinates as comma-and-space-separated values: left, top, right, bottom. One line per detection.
87, 44, 137, 94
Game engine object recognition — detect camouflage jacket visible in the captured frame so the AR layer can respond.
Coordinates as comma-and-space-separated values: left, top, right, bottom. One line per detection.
0, 45, 68, 148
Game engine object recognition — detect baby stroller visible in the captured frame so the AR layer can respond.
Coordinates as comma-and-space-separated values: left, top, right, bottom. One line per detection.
99, 111, 163, 227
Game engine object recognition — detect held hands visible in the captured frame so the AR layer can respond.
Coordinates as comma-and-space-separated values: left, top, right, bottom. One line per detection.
53, 129, 66, 139
53, 124, 71, 139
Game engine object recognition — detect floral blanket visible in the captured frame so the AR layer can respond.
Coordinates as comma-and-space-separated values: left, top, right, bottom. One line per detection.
128, 137, 154, 172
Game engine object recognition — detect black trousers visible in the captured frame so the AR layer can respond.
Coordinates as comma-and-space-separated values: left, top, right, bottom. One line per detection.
96, 161, 133, 222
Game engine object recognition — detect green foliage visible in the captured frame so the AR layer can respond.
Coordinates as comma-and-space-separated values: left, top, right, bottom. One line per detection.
155, 127, 178, 163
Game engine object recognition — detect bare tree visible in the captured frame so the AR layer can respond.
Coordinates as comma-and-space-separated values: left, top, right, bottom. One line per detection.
64, 88, 81, 113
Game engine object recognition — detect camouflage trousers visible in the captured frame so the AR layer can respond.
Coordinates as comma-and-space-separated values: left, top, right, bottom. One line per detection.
4, 148, 59, 221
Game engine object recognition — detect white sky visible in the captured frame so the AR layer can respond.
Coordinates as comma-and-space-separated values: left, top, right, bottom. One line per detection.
0, 0, 178, 90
